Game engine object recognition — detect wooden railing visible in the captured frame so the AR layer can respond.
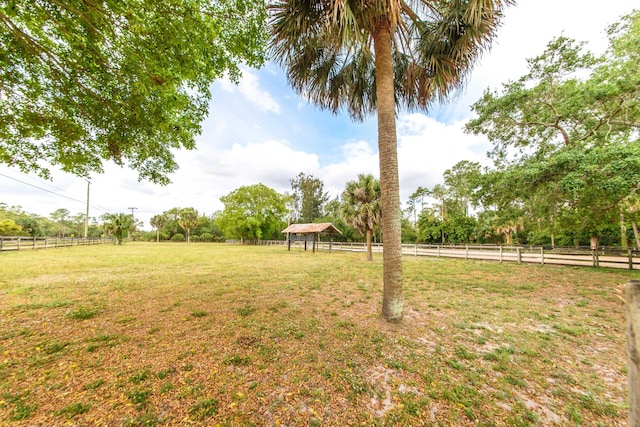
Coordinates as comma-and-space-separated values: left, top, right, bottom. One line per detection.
0, 236, 114, 252
261, 240, 640, 270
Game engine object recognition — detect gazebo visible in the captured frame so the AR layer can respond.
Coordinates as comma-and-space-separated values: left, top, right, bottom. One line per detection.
281, 222, 342, 252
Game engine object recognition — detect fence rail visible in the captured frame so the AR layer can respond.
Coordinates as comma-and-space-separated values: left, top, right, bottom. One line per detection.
255, 240, 640, 270
0, 236, 113, 252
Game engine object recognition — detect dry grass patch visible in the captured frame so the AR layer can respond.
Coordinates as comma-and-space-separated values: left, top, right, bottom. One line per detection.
0, 243, 633, 426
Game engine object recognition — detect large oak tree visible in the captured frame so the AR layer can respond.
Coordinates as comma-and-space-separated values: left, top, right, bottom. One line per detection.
466, 11, 640, 247
0, 0, 266, 183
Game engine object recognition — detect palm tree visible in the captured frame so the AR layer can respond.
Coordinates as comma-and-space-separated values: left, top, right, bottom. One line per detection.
178, 208, 199, 243
103, 213, 135, 245
270, 0, 510, 322
340, 174, 382, 261
150, 214, 166, 242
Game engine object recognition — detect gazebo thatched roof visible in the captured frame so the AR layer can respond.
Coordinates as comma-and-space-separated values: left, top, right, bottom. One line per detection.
281, 223, 342, 234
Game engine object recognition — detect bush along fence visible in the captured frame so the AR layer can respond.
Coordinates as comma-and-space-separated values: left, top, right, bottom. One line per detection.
252, 240, 640, 270
0, 236, 114, 252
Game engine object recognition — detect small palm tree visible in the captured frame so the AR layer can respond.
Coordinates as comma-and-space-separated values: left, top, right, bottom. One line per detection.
103, 213, 134, 245
178, 208, 199, 243
150, 214, 166, 242
270, 0, 511, 322
340, 174, 381, 261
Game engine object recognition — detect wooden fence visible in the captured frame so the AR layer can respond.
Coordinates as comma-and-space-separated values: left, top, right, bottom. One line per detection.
0, 236, 114, 252
257, 240, 640, 270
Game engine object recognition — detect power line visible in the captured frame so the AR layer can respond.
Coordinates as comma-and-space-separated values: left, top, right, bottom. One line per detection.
0, 172, 111, 214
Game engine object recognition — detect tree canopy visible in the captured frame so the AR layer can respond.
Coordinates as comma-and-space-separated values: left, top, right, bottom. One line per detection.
215, 183, 288, 241
466, 10, 640, 247
0, 0, 266, 184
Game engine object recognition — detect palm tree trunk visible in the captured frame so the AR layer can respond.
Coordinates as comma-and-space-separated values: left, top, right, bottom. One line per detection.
156, 229, 159, 242
374, 21, 403, 323
366, 228, 373, 261
632, 220, 640, 249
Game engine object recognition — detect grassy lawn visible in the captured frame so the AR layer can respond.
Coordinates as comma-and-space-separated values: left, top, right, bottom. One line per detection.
0, 243, 634, 426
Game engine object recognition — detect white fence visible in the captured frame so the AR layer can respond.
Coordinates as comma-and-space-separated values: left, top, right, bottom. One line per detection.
256, 240, 640, 270
0, 236, 114, 252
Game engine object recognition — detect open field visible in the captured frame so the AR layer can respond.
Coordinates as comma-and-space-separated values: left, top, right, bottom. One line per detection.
0, 243, 635, 426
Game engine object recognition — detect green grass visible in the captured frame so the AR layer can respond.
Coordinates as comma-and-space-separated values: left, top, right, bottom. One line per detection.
0, 242, 633, 425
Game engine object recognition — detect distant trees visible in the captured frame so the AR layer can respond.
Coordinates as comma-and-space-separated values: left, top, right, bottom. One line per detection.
146, 209, 221, 242
288, 172, 330, 224
215, 184, 288, 241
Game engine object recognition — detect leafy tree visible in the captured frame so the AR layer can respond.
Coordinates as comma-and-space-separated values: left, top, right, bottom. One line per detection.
443, 161, 481, 217
288, 172, 330, 223
466, 11, 640, 248
0, 204, 46, 236
401, 217, 417, 243
102, 213, 135, 245
0, 219, 23, 236
416, 210, 443, 243
49, 208, 71, 237
178, 208, 199, 243
150, 214, 166, 242
340, 174, 381, 261
1, 0, 266, 183
270, 0, 510, 322
406, 186, 429, 226
215, 183, 289, 241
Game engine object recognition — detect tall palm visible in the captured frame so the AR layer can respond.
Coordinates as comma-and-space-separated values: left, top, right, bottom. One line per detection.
270, 0, 510, 322
178, 208, 199, 243
340, 174, 382, 262
150, 214, 166, 242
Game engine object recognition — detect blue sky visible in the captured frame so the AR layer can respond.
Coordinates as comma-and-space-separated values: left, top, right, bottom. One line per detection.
1, 0, 637, 230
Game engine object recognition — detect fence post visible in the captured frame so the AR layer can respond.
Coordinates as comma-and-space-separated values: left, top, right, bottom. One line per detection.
0, 237, 3, 251
437, 245, 440, 258
17, 237, 21, 251
592, 249, 600, 268
626, 280, 640, 426
499, 246, 503, 263
541, 247, 545, 265
465, 245, 469, 260
414, 244, 417, 257
629, 249, 634, 271
516, 247, 521, 264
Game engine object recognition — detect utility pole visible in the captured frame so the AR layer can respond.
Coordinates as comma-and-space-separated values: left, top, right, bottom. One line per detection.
127, 207, 137, 241
84, 180, 90, 239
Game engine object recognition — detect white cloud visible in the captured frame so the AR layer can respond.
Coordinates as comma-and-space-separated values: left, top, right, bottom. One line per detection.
396, 114, 490, 201
220, 69, 281, 113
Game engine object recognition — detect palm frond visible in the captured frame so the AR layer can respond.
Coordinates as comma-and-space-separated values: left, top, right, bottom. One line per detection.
270, 0, 512, 118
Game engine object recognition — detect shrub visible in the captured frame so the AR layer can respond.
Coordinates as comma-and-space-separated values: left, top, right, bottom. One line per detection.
171, 233, 185, 242
200, 233, 213, 242
191, 235, 201, 242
